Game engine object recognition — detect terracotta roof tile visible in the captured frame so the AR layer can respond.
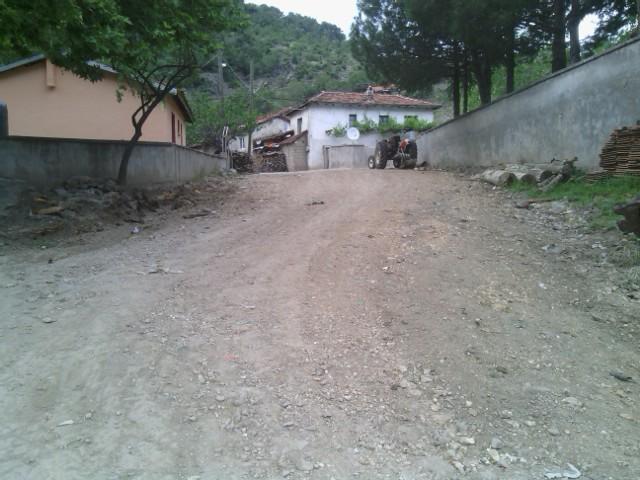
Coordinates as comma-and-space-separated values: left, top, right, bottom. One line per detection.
304, 91, 440, 109
256, 106, 295, 124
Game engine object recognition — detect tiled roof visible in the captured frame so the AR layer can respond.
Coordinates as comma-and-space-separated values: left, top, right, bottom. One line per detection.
256, 106, 295, 124
280, 130, 307, 145
302, 91, 441, 109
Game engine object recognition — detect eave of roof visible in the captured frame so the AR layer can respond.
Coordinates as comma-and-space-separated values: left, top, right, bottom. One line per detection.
0, 53, 46, 73
256, 106, 294, 125
280, 130, 307, 145
288, 91, 441, 113
0, 55, 193, 122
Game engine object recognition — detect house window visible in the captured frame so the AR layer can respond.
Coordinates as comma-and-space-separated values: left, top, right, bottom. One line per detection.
240, 137, 245, 148
297, 118, 303, 134
404, 115, 418, 121
349, 114, 357, 126
379, 115, 389, 125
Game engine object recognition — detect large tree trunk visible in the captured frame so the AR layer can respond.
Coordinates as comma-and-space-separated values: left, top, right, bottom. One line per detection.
471, 52, 492, 105
505, 23, 516, 94
552, 0, 567, 72
568, 0, 582, 64
463, 51, 469, 114
452, 43, 461, 118
118, 128, 143, 185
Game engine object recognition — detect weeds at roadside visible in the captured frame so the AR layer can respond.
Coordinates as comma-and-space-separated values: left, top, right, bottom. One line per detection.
509, 173, 640, 231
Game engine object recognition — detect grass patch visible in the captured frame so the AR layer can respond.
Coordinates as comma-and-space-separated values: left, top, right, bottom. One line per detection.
508, 174, 640, 230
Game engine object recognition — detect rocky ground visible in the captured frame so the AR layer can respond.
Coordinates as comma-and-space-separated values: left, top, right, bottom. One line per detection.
1, 169, 638, 480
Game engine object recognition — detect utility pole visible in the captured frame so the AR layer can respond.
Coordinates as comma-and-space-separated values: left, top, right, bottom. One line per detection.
218, 52, 226, 154
247, 60, 254, 158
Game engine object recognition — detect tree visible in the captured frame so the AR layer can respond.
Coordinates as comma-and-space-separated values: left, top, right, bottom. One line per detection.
0, 0, 242, 185
188, 90, 257, 149
551, 0, 568, 71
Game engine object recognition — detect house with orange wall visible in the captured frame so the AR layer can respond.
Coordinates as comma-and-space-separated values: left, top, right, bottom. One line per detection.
0, 55, 192, 145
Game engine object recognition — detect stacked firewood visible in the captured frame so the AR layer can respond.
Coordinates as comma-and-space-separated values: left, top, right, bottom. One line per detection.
590, 125, 640, 180
232, 152, 253, 173
253, 152, 288, 173
476, 158, 577, 191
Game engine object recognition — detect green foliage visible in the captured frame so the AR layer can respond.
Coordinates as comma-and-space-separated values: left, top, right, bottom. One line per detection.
326, 124, 347, 137
327, 117, 435, 136
509, 174, 640, 231
0, 0, 242, 83
378, 117, 402, 134
187, 90, 256, 145
351, 116, 377, 134
191, 4, 370, 115
402, 116, 436, 131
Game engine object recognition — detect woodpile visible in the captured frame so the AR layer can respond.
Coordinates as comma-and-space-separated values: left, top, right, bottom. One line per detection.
477, 158, 577, 189
598, 125, 640, 177
232, 152, 253, 173
253, 152, 288, 173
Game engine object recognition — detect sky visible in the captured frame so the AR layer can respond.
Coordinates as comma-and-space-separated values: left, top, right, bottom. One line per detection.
247, 1, 599, 39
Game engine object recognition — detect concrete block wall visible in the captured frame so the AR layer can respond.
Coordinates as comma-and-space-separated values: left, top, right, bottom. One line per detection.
0, 136, 227, 188
417, 37, 640, 170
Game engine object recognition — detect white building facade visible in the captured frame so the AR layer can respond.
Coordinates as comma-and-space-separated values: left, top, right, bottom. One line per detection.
286, 91, 440, 170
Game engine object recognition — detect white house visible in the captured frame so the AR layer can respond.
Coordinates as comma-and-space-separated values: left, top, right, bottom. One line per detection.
230, 91, 440, 170
228, 106, 293, 152
285, 91, 440, 170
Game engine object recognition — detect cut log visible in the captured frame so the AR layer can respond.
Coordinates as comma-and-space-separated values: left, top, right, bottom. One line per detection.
539, 173, 563, 192
480, 169, 516, 186
513, 172, 537, 184
614, 196, 640, 236
526, 168, 554, 183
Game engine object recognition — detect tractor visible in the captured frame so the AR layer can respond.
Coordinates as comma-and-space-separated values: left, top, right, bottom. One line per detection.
368, 134, 418, 170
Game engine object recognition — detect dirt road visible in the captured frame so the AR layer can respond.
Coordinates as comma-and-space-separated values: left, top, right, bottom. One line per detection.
1, 170, 638, 480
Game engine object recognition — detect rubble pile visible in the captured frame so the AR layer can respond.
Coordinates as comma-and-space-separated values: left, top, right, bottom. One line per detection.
253, 152, 288, 173
1, 175, 235, 240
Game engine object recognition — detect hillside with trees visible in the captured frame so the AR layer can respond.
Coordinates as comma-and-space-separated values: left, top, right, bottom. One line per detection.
187, 4, 370, 145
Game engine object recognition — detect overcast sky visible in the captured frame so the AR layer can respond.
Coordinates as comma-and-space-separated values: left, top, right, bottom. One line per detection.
247, 1, 598, 38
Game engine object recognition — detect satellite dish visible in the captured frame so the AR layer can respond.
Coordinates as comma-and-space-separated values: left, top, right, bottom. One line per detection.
347, 127, 360, 141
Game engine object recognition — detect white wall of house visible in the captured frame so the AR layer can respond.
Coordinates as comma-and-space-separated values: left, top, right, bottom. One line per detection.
228, 136, 247, 152
254, 117, 291, 140
288, 109, 310, 136
228, 117, 291, 152
303, 104, 435, 169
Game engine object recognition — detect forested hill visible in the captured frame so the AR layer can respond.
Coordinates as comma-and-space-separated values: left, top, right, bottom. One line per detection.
195, 3, 369, 113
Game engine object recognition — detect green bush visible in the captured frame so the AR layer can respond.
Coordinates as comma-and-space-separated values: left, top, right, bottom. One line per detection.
326, 116, 436, 136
